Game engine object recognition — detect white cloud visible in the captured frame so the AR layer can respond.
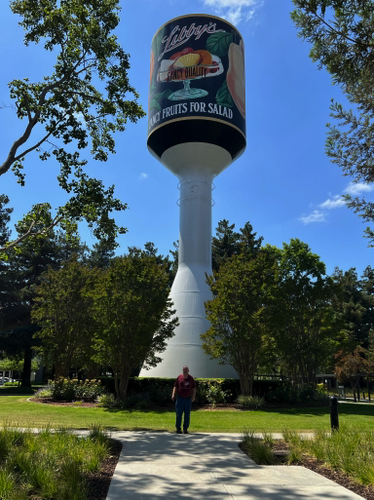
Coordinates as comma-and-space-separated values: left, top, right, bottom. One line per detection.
299, 210, 326, 225
139, 173, 148, 180
201, 0, 261, 25
344, 182, 374, 196
299, 181, 374, 226
319, 195, 346, 209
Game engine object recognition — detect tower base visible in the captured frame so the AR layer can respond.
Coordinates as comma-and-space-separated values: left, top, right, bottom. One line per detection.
140, 265, 238, 379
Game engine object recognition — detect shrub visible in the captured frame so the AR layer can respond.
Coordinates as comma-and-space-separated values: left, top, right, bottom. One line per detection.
266, 383, 322, 404
48, 378, 105, 402
73, 379, 105, 401
206, 381, 230, 406
146, 380, 173, 406
122, 393, 151, 410
237, 395, 265, 409
97, 393, 116, 408
98, 376, 294, 406
194, 379, 231, 405
241, 430, 275, 465
34, 387, 52, 399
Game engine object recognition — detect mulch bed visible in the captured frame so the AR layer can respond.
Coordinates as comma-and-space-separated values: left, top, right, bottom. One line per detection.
240, 440, 374, 500
300, 458, 373, 500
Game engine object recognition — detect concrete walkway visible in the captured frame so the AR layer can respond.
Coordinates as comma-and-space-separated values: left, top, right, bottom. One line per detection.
106, 432, 364, 499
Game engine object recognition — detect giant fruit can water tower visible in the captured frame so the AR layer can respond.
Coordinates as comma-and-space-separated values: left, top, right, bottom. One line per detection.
143, 14, 246, 377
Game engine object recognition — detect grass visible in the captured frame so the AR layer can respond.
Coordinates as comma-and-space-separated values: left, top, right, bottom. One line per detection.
283, 426, 374, 486
242, 426, 374, 488
0, 387, 374, 432
241, 430, 276, 464
0, 425, 110, 500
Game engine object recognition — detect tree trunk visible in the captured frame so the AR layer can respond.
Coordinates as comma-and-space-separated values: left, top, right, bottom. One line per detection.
119, 370, 130, 401
114, 373, 119, 400
54, 361, 64, 380
249, 376, 254, 397
21, 346, 32, 387
239, 373, 250, 396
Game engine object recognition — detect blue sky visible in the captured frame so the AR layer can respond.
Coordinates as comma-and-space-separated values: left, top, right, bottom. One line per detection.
0, 0, 373, 277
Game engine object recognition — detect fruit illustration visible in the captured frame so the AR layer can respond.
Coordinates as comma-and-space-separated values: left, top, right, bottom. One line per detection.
226, 40, 245, 118
209, 61, 219, 74
169, 48, 215, 73
170, 47, 194, 60
195, 50, 212, 66
181, 47, 194, 55
156, 48, 223, 87
173, 52, 201, 69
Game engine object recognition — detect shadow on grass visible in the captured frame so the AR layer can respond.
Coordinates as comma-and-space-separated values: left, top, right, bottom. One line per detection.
99, 400, 374, 418
102, 406, 174, 414
261, 402, 374, 417
0, 386, 36, 396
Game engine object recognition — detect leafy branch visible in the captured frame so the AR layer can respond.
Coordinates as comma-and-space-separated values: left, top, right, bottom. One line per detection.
1, 0, 145, 250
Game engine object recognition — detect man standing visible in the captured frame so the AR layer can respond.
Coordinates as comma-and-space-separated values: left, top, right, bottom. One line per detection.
171, 366, 196, 434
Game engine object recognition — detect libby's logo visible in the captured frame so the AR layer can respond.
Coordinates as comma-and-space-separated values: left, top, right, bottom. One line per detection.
158, 21, 224, 61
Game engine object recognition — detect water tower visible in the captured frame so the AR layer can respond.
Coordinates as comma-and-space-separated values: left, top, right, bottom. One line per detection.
143, 14, 246, 377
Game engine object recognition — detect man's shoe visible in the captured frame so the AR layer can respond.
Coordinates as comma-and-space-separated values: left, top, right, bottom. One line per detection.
176, 429, 182, 434
183, 429, 189, 434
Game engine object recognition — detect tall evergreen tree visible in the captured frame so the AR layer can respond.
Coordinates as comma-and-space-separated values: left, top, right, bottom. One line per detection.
332, 266, 374, 352
212, 219, 263, 272
32, 259, 100, 378
0, 208, 84, 386
291, 0, 374, 243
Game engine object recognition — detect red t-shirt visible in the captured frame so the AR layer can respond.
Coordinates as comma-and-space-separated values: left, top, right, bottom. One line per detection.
174, 374, 196, 398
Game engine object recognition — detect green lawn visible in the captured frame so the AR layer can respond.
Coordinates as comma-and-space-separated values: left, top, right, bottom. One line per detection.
0, 388, 373, 432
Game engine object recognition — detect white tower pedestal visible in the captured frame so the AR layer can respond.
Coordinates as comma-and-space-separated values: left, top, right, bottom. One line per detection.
141, 143, 238, 378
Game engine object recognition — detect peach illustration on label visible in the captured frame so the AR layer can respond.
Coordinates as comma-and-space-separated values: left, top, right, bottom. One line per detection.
226, 40, 245, 118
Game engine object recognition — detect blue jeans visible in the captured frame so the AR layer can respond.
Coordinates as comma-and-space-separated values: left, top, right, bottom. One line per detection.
175, 396, 192, 431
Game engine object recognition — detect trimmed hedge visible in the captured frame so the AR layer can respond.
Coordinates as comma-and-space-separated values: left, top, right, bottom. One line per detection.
99, 376, 285, 405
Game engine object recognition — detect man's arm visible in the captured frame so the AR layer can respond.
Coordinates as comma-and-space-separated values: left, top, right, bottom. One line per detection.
192, 387, 196, 402
172, 384, 177, 401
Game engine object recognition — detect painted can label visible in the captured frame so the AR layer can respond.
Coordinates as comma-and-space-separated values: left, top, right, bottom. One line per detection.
148, 14, 246, 140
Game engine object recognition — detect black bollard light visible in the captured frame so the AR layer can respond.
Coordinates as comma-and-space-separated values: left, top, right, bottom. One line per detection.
330, 396, 339, 431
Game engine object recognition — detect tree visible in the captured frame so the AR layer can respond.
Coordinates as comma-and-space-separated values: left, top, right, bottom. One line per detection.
88, 240, 115, 269
335, 347, 371, 400
0, 195, 13, 247
128, 242, 175, 287
203, 250, 278, 396
92, 252, 178, 400
32, 258, 100, 378
168, 240, 179, 284
0, 207, 81, 385
212, 219, 263, 272
332, 267, 374, 350
273, 239, 340, 384
291, 1, 374, 244
1, 0, 145, 251
0, 355, 39, 376
0, 196, 16, 328
0, 213, 60, 386
360, 266, 374, 341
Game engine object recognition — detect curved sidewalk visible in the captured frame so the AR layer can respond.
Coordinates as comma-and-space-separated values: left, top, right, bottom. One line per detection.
107, 432, 364, 499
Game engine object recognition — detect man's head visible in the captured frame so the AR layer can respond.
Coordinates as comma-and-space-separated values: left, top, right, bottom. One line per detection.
182, 366, 189, 379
